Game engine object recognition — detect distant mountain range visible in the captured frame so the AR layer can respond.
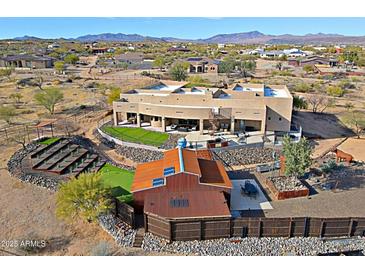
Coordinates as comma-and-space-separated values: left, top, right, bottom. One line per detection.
11, 31, 365, 45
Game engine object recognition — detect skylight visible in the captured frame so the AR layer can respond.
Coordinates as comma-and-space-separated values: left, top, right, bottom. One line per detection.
163, 167, 175, 176
152, 177, 164, 187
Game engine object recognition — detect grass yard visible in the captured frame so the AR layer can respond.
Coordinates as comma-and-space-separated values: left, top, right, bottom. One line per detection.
98, 163, 135, 203
39, 137, 60, 145
101, 126, 169, 147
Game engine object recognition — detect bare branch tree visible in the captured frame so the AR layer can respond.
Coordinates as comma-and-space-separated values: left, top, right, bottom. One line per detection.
307, 94, 335, 114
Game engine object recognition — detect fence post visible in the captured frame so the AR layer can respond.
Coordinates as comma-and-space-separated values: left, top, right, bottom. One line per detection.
348, 218, 354, 237
114, 199, 118, 216
258, 219, 262, 238
319, 219, 325, 238
303, 217, 309, 237
144, 214, 148, 233
200, 220, 203, 240
288, 217, 293, 238
168, 221, 172, 243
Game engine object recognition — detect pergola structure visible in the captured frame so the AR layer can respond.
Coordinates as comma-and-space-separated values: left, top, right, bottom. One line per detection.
33, 119, 57, 139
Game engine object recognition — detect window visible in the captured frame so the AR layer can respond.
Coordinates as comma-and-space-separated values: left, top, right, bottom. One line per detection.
268, 117, 271, 120
279, 117, 282, 121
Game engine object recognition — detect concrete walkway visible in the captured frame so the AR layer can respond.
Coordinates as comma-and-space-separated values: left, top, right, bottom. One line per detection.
266, 187, 365, 218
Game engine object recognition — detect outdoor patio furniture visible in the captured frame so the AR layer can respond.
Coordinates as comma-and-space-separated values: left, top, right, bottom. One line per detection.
240, 182, 258, 197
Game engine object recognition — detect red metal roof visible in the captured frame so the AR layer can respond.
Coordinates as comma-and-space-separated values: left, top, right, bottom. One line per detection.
144, 190, 231, 219
131, 148, 231, 192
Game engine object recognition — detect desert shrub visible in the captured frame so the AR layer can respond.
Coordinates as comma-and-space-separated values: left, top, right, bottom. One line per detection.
338, 79, 355, 89
321, 159, 338, 174
327, 85, 346, 97
293, 82, 312, 93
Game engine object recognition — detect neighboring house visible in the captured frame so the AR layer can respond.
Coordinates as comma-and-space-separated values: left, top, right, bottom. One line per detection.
113, 80, 293, 134
131, 141, 232, 217
288, 55, 338, 67
0, 54, 54, 69
283, 48, 307, 58
91, 48, 108, 55
183, 57, 220, 74
115, 52, 144, 64
260, 50, 285, 58
47, 43, 60, 49
248, 48, 264, 55
314, 64, 365, 76
168, 46, 190, 52
115, 52, 153, 70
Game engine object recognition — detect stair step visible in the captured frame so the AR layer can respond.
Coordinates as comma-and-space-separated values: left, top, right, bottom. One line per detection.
132, 231, 145, 248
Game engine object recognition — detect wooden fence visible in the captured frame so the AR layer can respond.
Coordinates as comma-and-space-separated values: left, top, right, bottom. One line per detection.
0, 108, 110, 146
145, 214, 365, 242
115, 199, 135, 228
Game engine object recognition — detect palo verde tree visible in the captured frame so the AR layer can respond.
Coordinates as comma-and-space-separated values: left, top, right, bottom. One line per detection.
237, 60, 256, 78
64, 54, 79, 65
218, 57, 236, 76
56, 173, 113, 223
34, 87, 64, 115
282, 135, 312, 178
153, 56, 166, 71
170, 62, 188, 81
0, 105, 17, 125
107, 86, 121, 105
54, 61, 65, 74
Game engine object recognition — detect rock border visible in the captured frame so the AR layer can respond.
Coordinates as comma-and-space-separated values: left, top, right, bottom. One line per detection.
7, 142, 60, 191
142, 233, 365, 256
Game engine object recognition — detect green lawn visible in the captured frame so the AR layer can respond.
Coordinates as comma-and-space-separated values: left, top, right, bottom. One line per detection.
39, 137, 60, 145
101, 126, 169, 147
98, 163, 135, 203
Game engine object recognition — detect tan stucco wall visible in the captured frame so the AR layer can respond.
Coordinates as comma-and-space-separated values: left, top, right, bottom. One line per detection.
113, 85, 293, 132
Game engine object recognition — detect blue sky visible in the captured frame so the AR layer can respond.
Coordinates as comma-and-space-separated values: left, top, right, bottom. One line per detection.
0, 17, 364, 39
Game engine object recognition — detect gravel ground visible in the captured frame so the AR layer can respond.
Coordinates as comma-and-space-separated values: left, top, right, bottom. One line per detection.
160, 134, 186, 150
142, 233, 365, 256
98, 214, 136, 247
115, 144, 164, 163
269, 176, 307, 192
213, 147, 274, 166
93, 128, 116, 149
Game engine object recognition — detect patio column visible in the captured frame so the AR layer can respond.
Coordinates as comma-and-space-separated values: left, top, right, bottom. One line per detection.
113, 111, 118, 126
230, 116, 235, 134
162, 116, 166, 132
261, 118, 266, 133
137, 113, 141, 127
199, 119, 204, 134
